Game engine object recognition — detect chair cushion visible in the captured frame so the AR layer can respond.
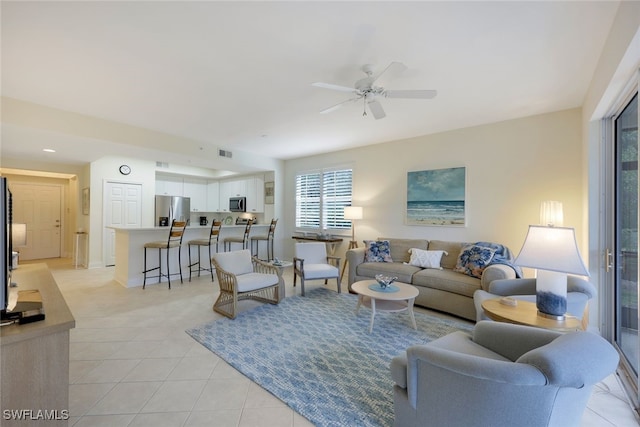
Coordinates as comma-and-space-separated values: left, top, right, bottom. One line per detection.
302, 264, 339, 280
213, 249, 253, 275
295, 242, 328, 264
236, 273, 279, 292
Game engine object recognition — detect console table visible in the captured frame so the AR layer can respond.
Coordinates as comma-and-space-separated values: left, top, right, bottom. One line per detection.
1, 264, 75, 426
291, 235, 343, 254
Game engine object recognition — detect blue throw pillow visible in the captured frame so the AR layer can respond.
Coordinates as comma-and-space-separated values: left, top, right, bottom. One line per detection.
453, 244, 496, 278
364, 240, 393, 263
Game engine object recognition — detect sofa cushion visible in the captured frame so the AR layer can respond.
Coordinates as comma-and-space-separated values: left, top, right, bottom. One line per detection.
379, 238, 428, 263
364, 240, 393, 262
412, 268, 482, 298
406, 248, 448, 269
428, 240, 464, 269
453, 244, 496, 278
356, 262, 421, 284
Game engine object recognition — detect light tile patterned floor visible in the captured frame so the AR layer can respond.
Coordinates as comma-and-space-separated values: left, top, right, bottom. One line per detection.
25, 258, 640, 426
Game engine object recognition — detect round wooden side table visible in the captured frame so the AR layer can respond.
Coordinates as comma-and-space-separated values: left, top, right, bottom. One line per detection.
481, 298, 582, 332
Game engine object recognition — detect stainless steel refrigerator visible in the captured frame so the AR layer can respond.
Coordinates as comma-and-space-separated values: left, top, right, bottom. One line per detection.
155, 195, 191, 226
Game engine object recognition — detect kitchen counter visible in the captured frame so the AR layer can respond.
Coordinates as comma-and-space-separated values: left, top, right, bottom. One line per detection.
108, 224, 268, 287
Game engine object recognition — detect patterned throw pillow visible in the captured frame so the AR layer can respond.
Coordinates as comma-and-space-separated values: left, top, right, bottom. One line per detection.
405, 248, 448, 269
453, 244, 496, 278
364, 240, 393, 263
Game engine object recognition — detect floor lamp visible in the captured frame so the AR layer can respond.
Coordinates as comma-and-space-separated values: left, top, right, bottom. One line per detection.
340, 206, 363, 284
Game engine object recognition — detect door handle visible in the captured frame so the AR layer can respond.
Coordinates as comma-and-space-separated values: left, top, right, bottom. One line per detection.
605, 248, 614, 273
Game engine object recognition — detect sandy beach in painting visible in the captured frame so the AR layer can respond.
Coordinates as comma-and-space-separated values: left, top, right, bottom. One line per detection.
406, 200, 465, 226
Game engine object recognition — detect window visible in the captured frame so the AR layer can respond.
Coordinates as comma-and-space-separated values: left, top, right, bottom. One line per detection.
295, 167, 353, 231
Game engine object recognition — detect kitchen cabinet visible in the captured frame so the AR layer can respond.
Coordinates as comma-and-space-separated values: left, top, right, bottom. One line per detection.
183, 178, 208, 212
206, 180, 220, 212
246, 175, 265, 213
156, 175, 183, 196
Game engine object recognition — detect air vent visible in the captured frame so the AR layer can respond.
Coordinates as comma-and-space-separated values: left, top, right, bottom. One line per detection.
156, 161, 169, 168
218, 149, 232, 159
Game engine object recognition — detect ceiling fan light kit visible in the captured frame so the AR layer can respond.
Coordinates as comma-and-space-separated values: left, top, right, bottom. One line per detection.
312, 62, 437, 120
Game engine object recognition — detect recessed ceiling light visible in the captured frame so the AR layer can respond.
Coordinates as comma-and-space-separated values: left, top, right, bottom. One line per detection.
43, 148, 56, 153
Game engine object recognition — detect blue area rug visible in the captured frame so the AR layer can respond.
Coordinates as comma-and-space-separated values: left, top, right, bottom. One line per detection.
186, 288, 473, 427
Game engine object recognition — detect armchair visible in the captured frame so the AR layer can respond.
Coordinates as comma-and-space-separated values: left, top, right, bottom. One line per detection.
293, 242, 341, 296
473, 276, 596, 329
211, 249, 283, 319
390, 321, 619, 427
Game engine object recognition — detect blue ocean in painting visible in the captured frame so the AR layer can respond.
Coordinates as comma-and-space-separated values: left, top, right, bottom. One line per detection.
407, 200, 465, 224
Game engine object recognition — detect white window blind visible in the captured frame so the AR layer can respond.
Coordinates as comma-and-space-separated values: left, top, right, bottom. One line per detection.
295, 168, 352, 230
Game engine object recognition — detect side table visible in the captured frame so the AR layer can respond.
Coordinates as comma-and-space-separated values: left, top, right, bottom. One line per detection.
481, 298, 582, 332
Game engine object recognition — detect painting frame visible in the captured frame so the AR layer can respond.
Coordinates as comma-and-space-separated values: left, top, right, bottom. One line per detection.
82, 187, 90, 215
264, 181, 274, 204
406, 167, 466, 227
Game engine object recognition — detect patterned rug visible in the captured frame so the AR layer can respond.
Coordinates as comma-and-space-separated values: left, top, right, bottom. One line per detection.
186, 287, 473, 427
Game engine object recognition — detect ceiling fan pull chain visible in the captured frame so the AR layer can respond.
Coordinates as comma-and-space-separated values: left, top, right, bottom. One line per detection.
363, 98, 367, 116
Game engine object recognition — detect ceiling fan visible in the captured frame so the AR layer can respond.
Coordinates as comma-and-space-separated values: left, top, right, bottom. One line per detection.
312, 62, 437, 120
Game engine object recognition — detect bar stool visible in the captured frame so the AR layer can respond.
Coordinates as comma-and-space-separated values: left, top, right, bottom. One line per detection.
188, 219, 222, 282
251, 218, 278, 261
224, 219, 253, 251
143, 220, 187, 289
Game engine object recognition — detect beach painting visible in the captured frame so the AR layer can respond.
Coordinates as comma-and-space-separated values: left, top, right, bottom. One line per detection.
406, 167, 466, 226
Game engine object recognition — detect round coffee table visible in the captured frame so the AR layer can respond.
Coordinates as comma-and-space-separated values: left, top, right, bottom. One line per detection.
352, 279, 419, 333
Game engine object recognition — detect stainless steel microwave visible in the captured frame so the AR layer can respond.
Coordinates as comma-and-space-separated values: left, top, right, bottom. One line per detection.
229, 197, 246, 212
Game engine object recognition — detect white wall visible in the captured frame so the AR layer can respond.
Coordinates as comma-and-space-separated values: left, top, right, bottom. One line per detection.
283, 108, 584, 266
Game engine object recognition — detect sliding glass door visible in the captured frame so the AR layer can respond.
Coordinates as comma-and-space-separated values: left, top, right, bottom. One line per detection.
613, 91, 639, 403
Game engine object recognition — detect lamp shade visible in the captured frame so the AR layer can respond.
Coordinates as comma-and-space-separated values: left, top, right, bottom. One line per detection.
343, 206, 363, 220
11, 223, 27, 247
514, 225, 588, 276
540, 201, 563, 227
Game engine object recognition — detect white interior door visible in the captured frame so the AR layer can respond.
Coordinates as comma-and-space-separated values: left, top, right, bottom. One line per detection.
10, 183, 62, 260
104, 181, 142, 266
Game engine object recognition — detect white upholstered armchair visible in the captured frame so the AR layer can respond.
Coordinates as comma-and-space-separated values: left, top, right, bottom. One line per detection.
390, 321, 619, 427
211, 249, 284, 319
293, 242, 341, 296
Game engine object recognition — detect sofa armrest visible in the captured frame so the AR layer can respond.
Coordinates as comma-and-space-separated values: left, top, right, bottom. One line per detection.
346, 247, 366, 286
480, 264, 517, 290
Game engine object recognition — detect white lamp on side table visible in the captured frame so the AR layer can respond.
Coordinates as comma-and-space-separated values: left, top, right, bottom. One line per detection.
514, 225, 589, 320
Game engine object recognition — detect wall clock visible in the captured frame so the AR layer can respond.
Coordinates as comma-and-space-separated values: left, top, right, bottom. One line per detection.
119, 164, 131, 175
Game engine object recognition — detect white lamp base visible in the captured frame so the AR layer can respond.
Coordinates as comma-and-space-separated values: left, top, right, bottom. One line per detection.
536, 269, 567, 320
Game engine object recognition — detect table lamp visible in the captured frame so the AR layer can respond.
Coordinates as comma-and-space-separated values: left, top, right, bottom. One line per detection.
343, 206, 363, 248
514, 225, 589, 319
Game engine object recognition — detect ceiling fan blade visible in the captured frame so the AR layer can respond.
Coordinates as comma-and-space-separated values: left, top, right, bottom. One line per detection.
385, 89, 437, 99
312, 82, 355, 93
371, 61, 408, 85
367, 100, 386, 120
320, 97, 360, 114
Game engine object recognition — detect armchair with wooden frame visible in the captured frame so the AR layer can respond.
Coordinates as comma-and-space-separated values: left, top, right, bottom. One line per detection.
211, 249, 284, 319
293, 242, 341, 296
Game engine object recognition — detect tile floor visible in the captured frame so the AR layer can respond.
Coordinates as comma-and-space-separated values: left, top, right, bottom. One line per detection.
25, 258, 640, 426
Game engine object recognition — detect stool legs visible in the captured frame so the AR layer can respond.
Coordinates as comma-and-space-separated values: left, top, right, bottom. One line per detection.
143, 246, 183, 289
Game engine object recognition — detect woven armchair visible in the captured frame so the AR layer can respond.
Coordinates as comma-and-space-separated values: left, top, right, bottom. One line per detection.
211, 249, 284, 319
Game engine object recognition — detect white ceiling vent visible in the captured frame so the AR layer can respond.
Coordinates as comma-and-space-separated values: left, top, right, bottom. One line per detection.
218, 149, 232, 159
156, 161, 169, 168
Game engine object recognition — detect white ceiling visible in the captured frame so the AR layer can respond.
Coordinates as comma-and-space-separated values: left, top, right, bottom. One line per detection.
0, 1, 621, 168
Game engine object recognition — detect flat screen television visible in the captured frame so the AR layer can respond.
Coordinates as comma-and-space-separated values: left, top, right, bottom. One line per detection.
0, 177, 12, 318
